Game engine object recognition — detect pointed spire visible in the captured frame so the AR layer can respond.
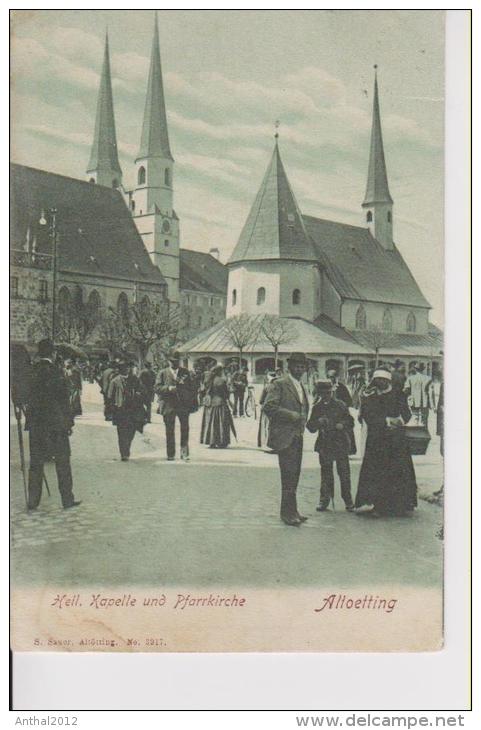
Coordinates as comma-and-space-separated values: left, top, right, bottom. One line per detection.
137, 13, 173, 161
228, 140, 317, 264
87, 32, 122, 182
363, 66, 392, 206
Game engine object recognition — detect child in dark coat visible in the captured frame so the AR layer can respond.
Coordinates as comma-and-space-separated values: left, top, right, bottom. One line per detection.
307, 380, 354, 511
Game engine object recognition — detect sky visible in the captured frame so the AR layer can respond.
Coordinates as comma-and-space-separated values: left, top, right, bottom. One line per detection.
10, 9, 445, 325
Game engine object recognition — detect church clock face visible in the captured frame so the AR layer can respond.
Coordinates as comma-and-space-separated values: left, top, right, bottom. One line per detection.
162, 219, 171, 234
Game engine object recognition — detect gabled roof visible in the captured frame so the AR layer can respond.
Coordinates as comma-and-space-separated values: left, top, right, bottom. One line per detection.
137, 14, 173, 162
228, 142, 318, 265
180, 249, 228, 296
10, 164, 166, 287
347, 327, 443, 358
303, 214, 430, 308
87, 33, 122, 177
363, 70, 392, 206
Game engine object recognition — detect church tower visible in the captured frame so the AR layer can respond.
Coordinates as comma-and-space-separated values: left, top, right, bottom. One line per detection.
227, 137, 321, 320
86, 33, 123, 189
362, 67, 394, 250
130, 14, 180, 304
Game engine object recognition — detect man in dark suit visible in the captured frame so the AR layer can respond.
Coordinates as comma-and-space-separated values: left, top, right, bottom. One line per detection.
263, 352, 310, 526
139, 361, 156, 423
232, 367, 248, 416
26, 339, 81, 511
155, 352, 196, 461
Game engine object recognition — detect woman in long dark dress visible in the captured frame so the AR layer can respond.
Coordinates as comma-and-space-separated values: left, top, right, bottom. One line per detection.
200, 365, 236, 448
355, 369, 417, 516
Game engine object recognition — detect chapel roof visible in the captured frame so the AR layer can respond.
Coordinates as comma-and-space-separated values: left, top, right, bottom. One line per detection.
180, 249, 228, 295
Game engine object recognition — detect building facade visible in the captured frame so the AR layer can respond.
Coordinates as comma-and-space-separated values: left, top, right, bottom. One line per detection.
179, 71, 442, 380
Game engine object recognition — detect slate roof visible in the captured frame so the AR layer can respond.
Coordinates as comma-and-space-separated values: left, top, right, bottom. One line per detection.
180, 249, 228, 296
178, 315, 369, 356
137, 15, 173, 162
87, 34, 122, 177
363, 72, 392, 206
347, 326, 443, 357
10, 163, 166, 287
303, 215, 430, 308
228, 142, 318, 265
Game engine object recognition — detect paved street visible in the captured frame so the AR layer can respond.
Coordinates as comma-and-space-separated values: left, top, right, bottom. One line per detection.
11, 384, 443, 588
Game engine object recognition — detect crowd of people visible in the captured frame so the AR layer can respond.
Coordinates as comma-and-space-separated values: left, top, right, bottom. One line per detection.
15, 339, 442, 526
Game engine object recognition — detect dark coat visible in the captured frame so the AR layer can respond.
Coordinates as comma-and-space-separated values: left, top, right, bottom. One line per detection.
332, 381, 352, 408
355, 389, 417, 513
26, 359, 74, 433
139, 368, 156, 400
307, 397, 353, 462
108, 374, 146, 432
155, 367, 197, 415
262, 375, 309, 452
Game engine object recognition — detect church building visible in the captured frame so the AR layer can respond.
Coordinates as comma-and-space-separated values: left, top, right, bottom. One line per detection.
179, 70, 442, 380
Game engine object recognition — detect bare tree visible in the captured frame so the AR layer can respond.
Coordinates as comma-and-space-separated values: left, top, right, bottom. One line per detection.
95, 307, 130, 360
119, 299, 179, 367
56, 298, 99, 345
222, 314, 260, 368
361, 326, 393, 367
260, 315, 297, 368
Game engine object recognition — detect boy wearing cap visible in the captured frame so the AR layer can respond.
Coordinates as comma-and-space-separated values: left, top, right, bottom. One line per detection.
307, 380, 355, 512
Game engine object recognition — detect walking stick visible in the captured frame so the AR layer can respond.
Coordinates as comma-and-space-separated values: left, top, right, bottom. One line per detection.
43, 474, 51, 497
14, 406, 28, 508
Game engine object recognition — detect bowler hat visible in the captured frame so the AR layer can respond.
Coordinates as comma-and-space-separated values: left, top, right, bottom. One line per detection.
287, 352, 308, 366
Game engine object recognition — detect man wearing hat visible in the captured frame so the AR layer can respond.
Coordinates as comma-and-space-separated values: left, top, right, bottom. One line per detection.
307, 380, 354, 511
263, 352, 310, 526
403, 362, 434, 426
155, 351, 196, 461
25, 339, 81, 510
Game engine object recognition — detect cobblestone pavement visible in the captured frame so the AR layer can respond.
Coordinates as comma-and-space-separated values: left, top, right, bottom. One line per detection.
10, 384, 443, 587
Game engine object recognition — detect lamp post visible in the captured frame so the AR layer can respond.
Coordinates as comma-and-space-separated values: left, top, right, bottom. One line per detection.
39, 207, 58, 342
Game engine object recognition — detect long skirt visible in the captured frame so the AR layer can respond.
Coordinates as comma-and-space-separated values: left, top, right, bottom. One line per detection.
201, 404, 236, 447
70, 389, 82, 417
355, 427, 417, 514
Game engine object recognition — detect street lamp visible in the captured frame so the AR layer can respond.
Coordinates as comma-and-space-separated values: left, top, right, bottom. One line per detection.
39, 207, 58, 342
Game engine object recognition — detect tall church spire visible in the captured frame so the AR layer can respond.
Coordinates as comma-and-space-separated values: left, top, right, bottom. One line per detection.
137, 13, 173, 161
87, 32, 122, 188
362, 67, 394, 250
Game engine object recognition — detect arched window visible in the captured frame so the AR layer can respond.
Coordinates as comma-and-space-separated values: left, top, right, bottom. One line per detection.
232, 289, 237, 306
131, 200, 136, 213
406, 311, 416, 333
164, 239, 169, 247
89, 177, 95, 184
164, 168, 171, 187
141, 295, 151, 308
138, 166, 146, 185
366, 210, 373, 223
117, 292, 129, 319
387, 211, 392, 223
73, 285, 83, 310
382, 307, 393, 332
355, 304, 367, 330
292, 289, 301, 305
257, 287, 266, 305
87, 290, 101, 323
58, 286, 71, 312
